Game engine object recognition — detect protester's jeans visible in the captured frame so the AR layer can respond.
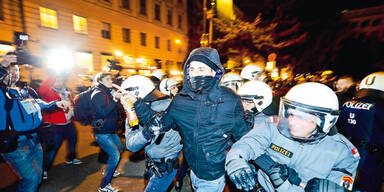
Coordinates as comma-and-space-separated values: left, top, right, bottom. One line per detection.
1, 133, 43, 192
44, 123, 78, 171
95, 133, 124, 188
190, 169, 226, 192
145, 168, 178, 192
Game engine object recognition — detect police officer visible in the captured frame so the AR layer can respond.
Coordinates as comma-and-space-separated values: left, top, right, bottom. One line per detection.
220, 72, 244, 92
237, 80, 275, 129
226, 82, 360, 192
121, 75, 182, 192
338, 72, 384, 192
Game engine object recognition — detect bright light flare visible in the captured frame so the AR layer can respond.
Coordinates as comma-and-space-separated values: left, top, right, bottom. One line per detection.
45, 48, 74, 72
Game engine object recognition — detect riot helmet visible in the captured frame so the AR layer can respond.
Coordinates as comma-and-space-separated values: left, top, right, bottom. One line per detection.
121, 75, 167, 102
278, 82, 340, 142
237, 80, 272, 113
240, 64, 263, 81
220, 72, 244, 92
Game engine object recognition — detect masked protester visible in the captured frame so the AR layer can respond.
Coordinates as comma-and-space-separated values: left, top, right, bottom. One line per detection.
226, 82, 360, 192
338, 72, 384, 192
126, 47, 250, 192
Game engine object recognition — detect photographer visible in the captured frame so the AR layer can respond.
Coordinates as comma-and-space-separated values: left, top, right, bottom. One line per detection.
0, 53, 66, 192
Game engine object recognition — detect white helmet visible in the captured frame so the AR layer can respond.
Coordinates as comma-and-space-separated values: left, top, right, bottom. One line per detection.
220, 72, 244, 92
159, 78, 179, 95
278, 82, 340, 142
151, 69, 165, 80
121, 75, 166, 101
240, 65, 263, 80
237, 81, 272, 112
359, 72, 384, 92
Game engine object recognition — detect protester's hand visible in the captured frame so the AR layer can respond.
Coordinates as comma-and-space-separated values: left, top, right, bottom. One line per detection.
1, 54, 17, 68
121, 92, 137, 104
113, 90, 123, 100
56, 100, 70, 109
226, 158, 258, 191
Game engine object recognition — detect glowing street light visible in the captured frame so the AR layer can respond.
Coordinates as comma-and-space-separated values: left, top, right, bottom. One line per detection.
114, 51, 123, 57
175, 39, 181, 44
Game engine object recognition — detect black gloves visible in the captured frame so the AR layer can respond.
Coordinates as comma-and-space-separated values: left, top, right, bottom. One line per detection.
269, 164, 302, 188
305, 178, 347, 192
227, 159, 258, 191
142, 111, 167, 140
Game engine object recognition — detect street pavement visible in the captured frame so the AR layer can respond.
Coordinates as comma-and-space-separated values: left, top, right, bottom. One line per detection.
35, 122, 192, 192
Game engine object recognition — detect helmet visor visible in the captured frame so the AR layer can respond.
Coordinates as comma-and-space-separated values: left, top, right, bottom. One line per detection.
277, 97, 338, 142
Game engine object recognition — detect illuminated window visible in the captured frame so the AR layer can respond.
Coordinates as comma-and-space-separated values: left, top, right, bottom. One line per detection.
40, 7, 58, 29
167, 8, 173, 26
73, 15, 87, 34
155, 36, 160, 49
101, 53, 114, 69
75, 52, 93, 72
154, 4, 161, 21
122, 28, 131, 43
101, 22, 111, 39
140, 32, 146, 46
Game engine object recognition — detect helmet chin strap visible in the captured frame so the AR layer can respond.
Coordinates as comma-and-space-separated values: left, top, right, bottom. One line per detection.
253, 99, 263, 113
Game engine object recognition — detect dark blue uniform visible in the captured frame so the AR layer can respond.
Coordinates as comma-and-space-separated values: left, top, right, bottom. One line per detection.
338, 92, 384, 192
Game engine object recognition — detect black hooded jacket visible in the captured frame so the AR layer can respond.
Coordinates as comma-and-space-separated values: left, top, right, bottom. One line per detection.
134, 47, 250, 180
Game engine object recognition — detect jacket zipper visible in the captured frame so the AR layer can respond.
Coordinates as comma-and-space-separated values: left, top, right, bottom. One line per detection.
195, 94, 203, 172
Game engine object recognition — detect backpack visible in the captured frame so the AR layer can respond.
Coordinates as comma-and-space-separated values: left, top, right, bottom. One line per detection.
73, 87, 94, 125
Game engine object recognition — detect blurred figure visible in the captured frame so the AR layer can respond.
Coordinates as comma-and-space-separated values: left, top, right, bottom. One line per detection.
220, 72, 244, 92
159, 77, 180, 97
334, 75, 357, 108
150, 69, 165, 89
338, 72, 384, 192
240, 64, 263, 81
38, 75, 82, 179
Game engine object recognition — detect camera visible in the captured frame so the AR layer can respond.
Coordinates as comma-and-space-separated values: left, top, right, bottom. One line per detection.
7, 32, 42, 68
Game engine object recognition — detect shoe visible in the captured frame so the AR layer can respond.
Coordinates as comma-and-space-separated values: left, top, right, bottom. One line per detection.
102, 170, 121, 178
65, 158, 83, 165
98, 183, 118, 192
43, 171, 48, 180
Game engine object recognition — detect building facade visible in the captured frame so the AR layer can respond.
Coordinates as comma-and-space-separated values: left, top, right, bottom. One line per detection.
0, 0, 188, 86
343, 5, 384, 40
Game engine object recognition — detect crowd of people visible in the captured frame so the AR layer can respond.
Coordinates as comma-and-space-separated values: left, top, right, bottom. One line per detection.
0, 47, 383, 192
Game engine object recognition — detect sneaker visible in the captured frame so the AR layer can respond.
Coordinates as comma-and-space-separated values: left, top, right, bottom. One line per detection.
43, 171, 48, 180
102, 170, 121, 178
98, 183, 118, 192
65, 158, 83, 165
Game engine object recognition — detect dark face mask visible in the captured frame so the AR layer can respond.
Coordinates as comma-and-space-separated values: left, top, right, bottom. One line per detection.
189, 76, 214, 92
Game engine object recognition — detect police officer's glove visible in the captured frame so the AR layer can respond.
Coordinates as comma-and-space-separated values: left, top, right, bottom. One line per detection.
269, 164, 301, 188
142, 111, 166, 140
304, 178, 347, 192
226, 158, 257, 191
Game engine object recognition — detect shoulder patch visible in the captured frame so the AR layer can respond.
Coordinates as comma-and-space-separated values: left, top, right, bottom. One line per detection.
270, 143, 293, 158
340, 176, 354, 191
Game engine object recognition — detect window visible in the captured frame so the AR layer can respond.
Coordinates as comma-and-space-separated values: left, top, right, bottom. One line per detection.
372, 18, 381, 26
0, 0, 4, 21
140, 0, 146, 15
154, 4, 161, 21
361, 20, 369, 28
101, 22, 111, 39
121, 0, 130, 9
122, 28, 131, 43
167, 40, 171, 51
40, 7, 58, 29
140, 32, 146, 46
178, 15, 182, 29
167, 9, 173, 26
73, 15, 87, 34
155, 36, 160, 49
75, 52, 93, 72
